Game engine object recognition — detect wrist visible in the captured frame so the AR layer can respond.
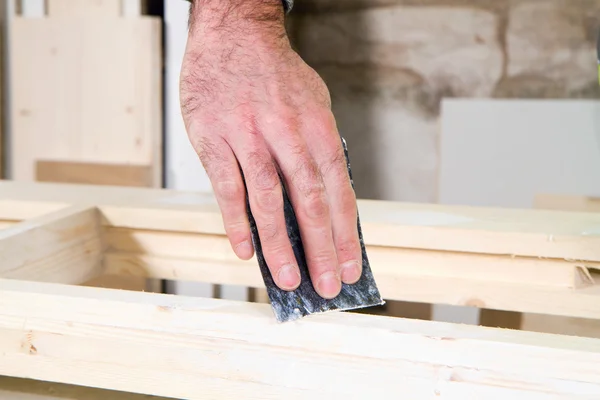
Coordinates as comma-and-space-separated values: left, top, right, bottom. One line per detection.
188, 0, 287, 46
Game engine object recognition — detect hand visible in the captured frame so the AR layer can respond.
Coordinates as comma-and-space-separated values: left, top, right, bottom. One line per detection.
179, 0, 361, 299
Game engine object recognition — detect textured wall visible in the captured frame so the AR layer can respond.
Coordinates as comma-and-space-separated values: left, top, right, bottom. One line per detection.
288, 0, 600, 203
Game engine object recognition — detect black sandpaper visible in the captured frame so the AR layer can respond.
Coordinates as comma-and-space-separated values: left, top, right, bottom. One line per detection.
245, 137, 385, 323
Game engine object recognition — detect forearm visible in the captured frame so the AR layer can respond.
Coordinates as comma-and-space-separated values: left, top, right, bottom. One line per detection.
186, 0, 290, 49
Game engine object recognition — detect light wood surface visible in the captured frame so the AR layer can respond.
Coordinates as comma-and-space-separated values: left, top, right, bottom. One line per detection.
36, 160, 155, 188
0, 376, 164, 399
1, 180, 599, 321
1, 278, 599, 399
1, 181, 600, 398
534, 194, 600, 213
481, 193, 600, 338
46, 0, 121, 17
8, 15, 162, 187
0, 205, 103, 284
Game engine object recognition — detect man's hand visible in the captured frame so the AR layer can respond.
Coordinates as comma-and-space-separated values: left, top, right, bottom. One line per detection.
179, 0, 361, 299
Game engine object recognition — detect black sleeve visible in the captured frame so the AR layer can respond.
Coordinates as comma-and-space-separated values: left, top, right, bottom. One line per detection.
184, 0, 293, 13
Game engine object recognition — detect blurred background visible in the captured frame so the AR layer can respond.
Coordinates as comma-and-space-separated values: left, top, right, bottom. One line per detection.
1, 0, 599, 335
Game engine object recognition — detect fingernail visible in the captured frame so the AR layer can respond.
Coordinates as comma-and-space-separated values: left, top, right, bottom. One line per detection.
277, 264, 301, 290
341, 260, 361, 284
316, 271, 341, 299
234, 241, 253, 259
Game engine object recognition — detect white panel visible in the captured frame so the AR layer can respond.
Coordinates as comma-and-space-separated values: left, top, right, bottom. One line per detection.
122, 0, 141, 17
164, 0, 247, 301
164, 0, 211, 193
20, 0, 45, 16
439, 98, 600, 208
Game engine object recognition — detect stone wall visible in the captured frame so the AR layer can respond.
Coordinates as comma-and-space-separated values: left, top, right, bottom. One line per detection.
287, 0, 600, 203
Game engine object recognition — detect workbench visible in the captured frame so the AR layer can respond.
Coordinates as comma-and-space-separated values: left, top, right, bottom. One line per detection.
1, 180, 599, 399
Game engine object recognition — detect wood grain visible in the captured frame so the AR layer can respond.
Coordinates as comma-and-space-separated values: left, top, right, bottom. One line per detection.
1, 180, 599, 320
1, 279, 599, 399
9, 17, 162, 187
36, 160, 155, 187
0, 205, 103, 284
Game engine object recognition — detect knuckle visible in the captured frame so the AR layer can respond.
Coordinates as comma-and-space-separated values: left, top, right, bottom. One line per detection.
311, 108, 337, 133
291, 156, 323, 195
258, 221, 279, 242
216, 180, 245, 203
225, 219, 249, 235
254, 188, 282, 213
274, 109, 298, 132
303, 187, 329, 219
338, 186, 358, 217
306, 249, 337, 269
247, 152, 280, 192
319, 146, 347, 179
336, 238, 360, 257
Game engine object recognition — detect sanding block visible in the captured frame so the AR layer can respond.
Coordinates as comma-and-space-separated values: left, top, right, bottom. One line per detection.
245, 137, 385, 322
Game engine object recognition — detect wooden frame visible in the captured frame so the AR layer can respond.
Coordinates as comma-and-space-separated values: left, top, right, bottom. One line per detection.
1, 180, 600, 398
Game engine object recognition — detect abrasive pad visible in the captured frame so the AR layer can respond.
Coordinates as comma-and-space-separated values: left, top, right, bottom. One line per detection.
245, 137, 385, 323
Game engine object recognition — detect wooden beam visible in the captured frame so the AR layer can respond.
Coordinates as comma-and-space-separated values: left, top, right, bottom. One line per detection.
0, 205, 104, 284
1, 181, 599, 319
1, 279, 599, 399
36, 160, 155, 188
480, 193, 600, 338
103, 228, 597, 289
0, 376, 165, 400
534, 194, 600, 213
2, 180, 597, 260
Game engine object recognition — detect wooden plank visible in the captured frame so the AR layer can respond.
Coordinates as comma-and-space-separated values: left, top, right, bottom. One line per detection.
481, 193, 600, 338
103, 251, 600, 321
0, 376, 164, 399
534, 194, 600, 213
9, 17, 162, 187
1, 180, 596, 261
1, 180, 600, 320
36, 160, 155, 188
46, 0, 121, 17
0, 205, 103, 284
103, 228, 597, 290
1, 279, 600, 399
481, 193, 600, 337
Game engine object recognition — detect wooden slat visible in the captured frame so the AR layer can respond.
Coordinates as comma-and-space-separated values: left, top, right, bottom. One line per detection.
1, 180, 600, 320
2, 179, 598, 263
9, 17, 162, 187
534, 194, 600, 213
104, 228, 597, 289
36, 160, 155, 187
102, 252, 600, 321
1, 178, 592, 262
481, 193, 600, 338
1, 279, 599, 399
0, 376, 164, 399
0, 205, 103, 284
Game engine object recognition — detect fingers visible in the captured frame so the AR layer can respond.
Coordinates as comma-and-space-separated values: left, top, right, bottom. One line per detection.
229, 135, 301, 291
269, 138, 341, 299
302, 111, 363, 285
194, 136, 254, 260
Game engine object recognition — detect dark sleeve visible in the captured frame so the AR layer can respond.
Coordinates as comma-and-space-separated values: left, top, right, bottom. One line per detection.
184, 0, 293, 13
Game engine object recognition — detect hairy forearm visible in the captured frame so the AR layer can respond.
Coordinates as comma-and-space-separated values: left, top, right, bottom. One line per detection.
187, 0, 287, 43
